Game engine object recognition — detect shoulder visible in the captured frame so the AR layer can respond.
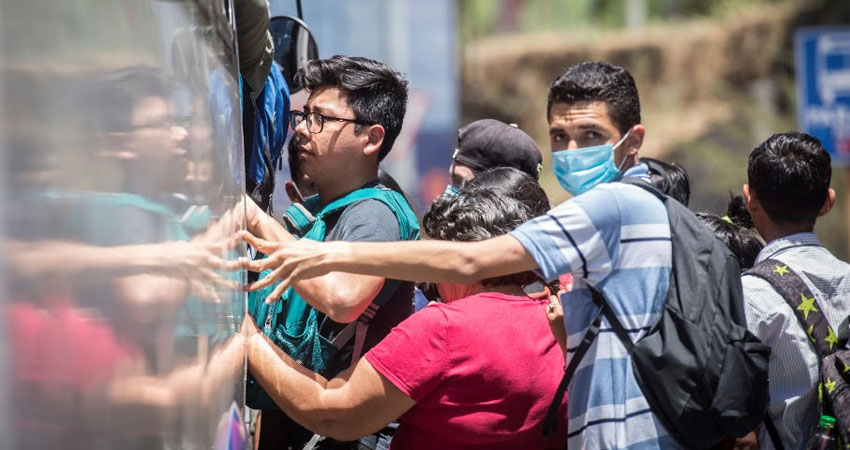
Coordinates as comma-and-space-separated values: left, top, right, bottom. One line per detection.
552, 182, 666, 228
599, 182, 666, 223
330, 198, 400, 242
741, 272, 785, 307
340, 197, 396, 218
740, 271, 787, 334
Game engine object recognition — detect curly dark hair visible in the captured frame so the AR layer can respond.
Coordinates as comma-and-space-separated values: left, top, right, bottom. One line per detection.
422, 167, 550, 288
294, 55, 408, 161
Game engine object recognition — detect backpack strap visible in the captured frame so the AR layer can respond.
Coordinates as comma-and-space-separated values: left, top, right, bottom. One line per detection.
544, 285, 640, 439
315, 187, 419, 240
282, 201, 317, 237
542, 290, 605, 437
763, 416, 786, 450
620, 176, 667, 201
746, 259, 839, 357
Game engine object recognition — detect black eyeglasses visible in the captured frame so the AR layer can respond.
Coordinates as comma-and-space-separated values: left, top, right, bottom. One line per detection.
290, 110, 371, 134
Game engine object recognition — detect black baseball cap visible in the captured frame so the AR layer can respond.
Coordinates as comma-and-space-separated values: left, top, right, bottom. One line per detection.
454, 119, 543, 180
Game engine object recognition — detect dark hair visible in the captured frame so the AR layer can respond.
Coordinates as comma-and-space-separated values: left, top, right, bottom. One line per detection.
547, 61, 641, 134
697, 195, 763, 270
747, 132, 831, 225
423, 167, 549, 288
641, 157, 691, 207
466, 166, 551, 215
294, 55, 408, 161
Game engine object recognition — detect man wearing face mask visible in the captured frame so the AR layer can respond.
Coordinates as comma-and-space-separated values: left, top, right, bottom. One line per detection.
443, 119, 543, 197
242, 61, 678, 449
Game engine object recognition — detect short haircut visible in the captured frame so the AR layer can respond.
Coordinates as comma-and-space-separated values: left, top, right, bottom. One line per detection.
547, 61, 641, 135
423, 167, 549, 288
294, 55, 408, 161
696, 195, 763, 270
747, 132, 831, 225
642, 157, 691, 207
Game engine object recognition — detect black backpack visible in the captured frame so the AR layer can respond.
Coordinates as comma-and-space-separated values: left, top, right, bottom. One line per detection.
543, 179, 771, 449
746, 260, 850, 449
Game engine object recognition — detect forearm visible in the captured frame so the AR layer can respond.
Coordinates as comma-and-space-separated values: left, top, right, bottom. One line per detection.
10, 240, 169, 280
323, 235, 535, 284
247, 332, 349, 437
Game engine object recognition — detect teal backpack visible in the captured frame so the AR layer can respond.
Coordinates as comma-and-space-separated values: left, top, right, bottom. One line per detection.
246, 186, 419, 409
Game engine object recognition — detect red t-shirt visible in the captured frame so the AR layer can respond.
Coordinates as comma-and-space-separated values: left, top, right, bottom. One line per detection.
365, 292, 567, 450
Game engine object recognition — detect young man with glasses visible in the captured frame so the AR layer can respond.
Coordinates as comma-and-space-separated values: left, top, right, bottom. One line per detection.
245, 55, 417, 450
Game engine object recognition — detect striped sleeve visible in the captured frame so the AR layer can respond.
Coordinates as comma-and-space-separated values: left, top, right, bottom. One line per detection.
510, 188, 620, 283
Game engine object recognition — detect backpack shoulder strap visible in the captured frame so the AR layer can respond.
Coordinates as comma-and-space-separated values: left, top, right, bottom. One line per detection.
282, 202, 317, 237
317, 187, 420, 365
620, 176, 666, 201
746, 258, 839, 357
542, 298, 604, 438
316, 187, 419, 241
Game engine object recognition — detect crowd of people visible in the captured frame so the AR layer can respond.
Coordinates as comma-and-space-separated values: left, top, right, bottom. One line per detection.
236, 44, 850, 450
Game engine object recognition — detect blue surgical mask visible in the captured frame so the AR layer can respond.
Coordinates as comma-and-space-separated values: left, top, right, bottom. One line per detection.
552, 131, 631, 196
443, 184, 460, 198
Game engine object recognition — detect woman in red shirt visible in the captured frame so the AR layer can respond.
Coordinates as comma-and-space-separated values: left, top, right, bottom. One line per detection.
246, 168, 567, 449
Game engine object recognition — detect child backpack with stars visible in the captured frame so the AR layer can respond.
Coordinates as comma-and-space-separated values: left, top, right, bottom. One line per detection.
746, 259, 850, 449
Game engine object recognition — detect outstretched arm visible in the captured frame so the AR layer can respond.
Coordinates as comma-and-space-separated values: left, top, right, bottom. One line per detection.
241, 232, 539, 297
244, 197, 387, 323
245, 319, 415, 440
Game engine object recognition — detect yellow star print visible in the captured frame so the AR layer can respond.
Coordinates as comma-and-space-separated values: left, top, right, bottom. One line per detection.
825, 327, 838, 351
797, 293, 818, 320
773, 264, 790, 276
807, 324, 815, 342
825, 378, 837, 395
843, 361, 850, 374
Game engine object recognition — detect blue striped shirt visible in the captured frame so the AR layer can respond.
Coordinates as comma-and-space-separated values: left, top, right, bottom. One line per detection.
509, 168, 682, 449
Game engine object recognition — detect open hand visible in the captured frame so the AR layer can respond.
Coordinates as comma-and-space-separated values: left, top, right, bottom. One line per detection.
239, 230, 335, 303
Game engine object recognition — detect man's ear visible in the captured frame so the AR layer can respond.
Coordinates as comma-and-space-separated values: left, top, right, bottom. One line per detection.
625, 124, 645, 156
362, 124, 385, 158
818, 188, 836, 217
743, 183, 757, 214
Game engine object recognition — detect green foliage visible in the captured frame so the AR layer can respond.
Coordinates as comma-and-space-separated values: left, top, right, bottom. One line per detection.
458, 0, 786, 43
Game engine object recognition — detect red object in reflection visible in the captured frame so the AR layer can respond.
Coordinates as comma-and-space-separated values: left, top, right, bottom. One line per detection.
7, 297, 137, 389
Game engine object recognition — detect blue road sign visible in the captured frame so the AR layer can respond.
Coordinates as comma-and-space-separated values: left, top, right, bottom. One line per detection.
796, 28, 850, 166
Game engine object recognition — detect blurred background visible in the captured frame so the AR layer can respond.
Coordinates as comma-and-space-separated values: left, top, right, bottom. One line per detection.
272, 0, 850, 258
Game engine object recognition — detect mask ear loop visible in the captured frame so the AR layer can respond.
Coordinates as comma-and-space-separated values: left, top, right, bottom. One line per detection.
613, 129, 633, 171
448, 148, 459, 175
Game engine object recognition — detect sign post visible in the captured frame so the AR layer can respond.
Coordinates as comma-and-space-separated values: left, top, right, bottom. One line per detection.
795, 28, 850, 256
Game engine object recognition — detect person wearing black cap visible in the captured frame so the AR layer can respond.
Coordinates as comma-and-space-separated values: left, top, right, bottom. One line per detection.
445, 119, 543, 196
